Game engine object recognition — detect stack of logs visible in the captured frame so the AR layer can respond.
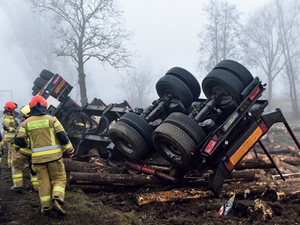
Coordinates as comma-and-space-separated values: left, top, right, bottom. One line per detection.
65, 133, 300, 205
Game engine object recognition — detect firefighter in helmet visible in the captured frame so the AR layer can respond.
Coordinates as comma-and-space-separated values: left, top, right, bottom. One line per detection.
11, 104, 38, 193
15, 96, 74, 216
2, 101, 18, 168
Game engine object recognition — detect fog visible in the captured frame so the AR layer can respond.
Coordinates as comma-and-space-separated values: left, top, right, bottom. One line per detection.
0, 0, 271, 109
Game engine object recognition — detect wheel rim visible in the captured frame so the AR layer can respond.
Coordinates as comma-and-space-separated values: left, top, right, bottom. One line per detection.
160, 140, 182, 161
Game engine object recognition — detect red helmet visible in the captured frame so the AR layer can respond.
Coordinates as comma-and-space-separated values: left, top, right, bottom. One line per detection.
5, 101, 17, 112
29, 95, 47, 109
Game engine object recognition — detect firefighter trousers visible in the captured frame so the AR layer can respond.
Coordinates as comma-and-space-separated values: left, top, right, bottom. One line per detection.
11, 151, 38, 190
6, 140, 16, 168
32, 158, 66, 210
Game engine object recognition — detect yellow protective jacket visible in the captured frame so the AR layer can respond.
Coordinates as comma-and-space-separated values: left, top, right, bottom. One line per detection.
2, 111, 18, 141
16, 113, 74, 164
14, 121, 32, 156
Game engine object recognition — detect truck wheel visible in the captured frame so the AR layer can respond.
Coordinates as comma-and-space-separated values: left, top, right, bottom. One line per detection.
152, 123, 196, 170
213, 60, 253, 87
165, 67, 201, 101
109, 121, 148, 160
33, 77, 48, 89
39, 69, 55, 81
163, 112, 206, 145
119, 112, 153, 147
156, 75, 193, 108
202, 69, 246, 104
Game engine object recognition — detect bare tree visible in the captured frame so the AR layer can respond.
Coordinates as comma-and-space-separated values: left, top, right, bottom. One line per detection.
276, 0, 300, 119
27, 0, 134, 106
117, 62, 157, 108
197, 0, 243, 74
243, 2, 285, 110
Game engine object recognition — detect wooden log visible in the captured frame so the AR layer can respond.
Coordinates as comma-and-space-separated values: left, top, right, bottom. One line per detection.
228, 169, 264, 179
271, 173, 300, 180
253, 145, 300, 157
69, 169, 263, 188
135, 182, 269, 205
136, 188, 214, 205
277, 155, 300, 165
88, 148, 107, 166
279, 161, 300, 173
69, 172, 174, 186
63, 158, 125, 174
264, 187, 300, 201
234, 155, 280, 170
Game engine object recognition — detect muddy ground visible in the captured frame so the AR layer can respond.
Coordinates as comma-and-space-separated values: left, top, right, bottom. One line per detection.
1, 135, 300, 225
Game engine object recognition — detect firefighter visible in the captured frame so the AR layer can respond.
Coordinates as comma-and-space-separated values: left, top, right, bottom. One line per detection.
2, 101, 18, 168
15, 95, 74, 216
0, 132, 4, 164
11, 104, 38, 193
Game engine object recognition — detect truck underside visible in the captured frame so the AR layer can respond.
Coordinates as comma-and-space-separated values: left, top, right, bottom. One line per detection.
31, 60, 300, 196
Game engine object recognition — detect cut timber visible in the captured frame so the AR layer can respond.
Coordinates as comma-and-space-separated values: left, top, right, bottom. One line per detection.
279, 161, 300, 173
69, 170, 262, 189
69, 172, 174, 186
271, 173, 300, 180
135, 182, 268, 205
264, 187, 300, 201
254, 145, 300, 157
234, 155, 280, 170
278, 155, 300, 165
136, 188, 213, 205
88, 148, 107, 166
63, 158, 125, 174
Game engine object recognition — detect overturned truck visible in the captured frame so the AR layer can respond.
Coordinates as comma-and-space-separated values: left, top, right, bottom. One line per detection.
32, 60, 300, 196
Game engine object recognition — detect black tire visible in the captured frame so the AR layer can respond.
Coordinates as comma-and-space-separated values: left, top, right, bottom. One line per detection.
39, 69, 55, 81
156, 75, 193, 108
165, 67, 201, 101
213, 60, 253, 87
109, 121, 148, 160
32, 85, 41, 94
119, 112, 153, 147
152, 123, 196, 169
32, 91, 37, 96
164, 112, 206, 145
202, 69, 246, 104
33, 77, 48, 89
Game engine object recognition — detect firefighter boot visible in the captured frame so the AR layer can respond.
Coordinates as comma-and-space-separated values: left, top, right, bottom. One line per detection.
52, 199, 66, 216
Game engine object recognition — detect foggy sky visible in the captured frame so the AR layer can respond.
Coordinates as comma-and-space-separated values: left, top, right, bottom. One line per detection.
0, 0, 271, 109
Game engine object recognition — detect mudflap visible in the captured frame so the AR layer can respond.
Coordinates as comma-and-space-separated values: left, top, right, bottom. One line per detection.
209, 162, 230, 197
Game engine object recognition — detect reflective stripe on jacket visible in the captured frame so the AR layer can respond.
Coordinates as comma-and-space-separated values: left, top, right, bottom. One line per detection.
17, 114, 73, 164
2, 112, 18, 141
18, 115, 63, 164
14, 121, 31, 156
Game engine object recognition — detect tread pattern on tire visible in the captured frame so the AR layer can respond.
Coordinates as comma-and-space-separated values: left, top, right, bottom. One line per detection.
213, 60, 253, 86
109, 121, 148, 160
119, 112, 153, 147
152, 123, 196, 169
164, 112, 206, 145
156, 75, 193, 108
202, 69, 245, 104
166, 67, 201, 100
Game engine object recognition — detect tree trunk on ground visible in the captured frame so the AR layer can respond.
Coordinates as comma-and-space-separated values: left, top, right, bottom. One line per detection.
235, 155, 280, 170
63, 158, 125, 174
279, 161, 300, 173
69, 172, 174, 186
